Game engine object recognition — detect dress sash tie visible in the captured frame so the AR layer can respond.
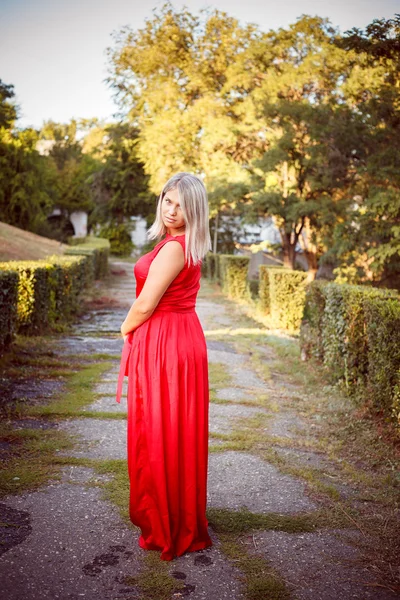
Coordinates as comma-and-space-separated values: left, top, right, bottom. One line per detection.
116, 332, 133, 403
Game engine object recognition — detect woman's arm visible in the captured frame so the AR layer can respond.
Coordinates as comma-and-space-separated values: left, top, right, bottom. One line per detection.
120, 241, 185, 337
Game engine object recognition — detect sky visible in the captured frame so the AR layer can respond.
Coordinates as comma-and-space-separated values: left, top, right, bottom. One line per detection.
1, 0, 399, 129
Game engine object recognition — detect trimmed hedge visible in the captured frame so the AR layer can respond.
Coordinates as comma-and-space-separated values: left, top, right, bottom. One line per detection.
268, 268, 308, 333
300, 281, 400, 429
0, 237, 110, 345
299, 280, 327, 361
0, 270, 19, 350
219, 255, 251, 301
0, 255, 91, 335
364, 296, 400, 424
258, 265, 285, 315
64, 236, 110, 279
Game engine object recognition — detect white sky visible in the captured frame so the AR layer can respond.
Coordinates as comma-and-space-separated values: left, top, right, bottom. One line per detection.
1, 0, 399, 129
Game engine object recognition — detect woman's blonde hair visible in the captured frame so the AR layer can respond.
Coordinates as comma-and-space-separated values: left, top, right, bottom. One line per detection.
147, 172, 211, 266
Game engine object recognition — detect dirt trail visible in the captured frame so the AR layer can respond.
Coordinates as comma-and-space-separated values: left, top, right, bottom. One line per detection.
0, 260, 397, 600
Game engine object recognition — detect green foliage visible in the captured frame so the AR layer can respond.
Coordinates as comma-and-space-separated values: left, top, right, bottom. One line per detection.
258, 265, 282, 315
89, 123, 151, 226
0, 79, 17, 129
364, 297, 400, 423
0, 270, 18, 350
321, 284, 396, 395
0, 127, 57, 231
219, 255, 250, 300
248, 279, 259, 300
0, 238, 109, 338
269, 269, 308, 333
98, 223, 133, 257
204, 252, 220, 281
299, 280, 328, 361
300, 281, 400, 430
0, 259, 78, 334
64, 236, 110, 279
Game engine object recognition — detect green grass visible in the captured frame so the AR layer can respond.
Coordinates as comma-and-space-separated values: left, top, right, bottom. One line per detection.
208, 361, 232, 387
0, 425, 75, 498
90, 459, 131, 522
219, 535, 292, 600
124, 553, 185, 600
207, 506, 322, 534
26, 362, 113, 417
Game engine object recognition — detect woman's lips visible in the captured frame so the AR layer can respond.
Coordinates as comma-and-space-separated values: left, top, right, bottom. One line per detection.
165, 216, 176, 223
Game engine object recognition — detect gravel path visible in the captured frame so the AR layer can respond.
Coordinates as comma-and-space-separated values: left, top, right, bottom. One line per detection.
0, 259, 397, 600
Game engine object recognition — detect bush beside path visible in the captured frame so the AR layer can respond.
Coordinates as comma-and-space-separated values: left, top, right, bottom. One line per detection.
0, 260, 399, 599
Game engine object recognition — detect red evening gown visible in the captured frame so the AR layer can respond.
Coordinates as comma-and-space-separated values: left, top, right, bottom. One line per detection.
116, 233, 212, 560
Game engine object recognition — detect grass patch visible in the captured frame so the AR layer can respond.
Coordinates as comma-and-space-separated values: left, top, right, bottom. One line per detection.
208, 362, 232, 387
0, 425, 75, 498
219, 534, 291, 600
70, 410, 127, 419
26, 362, 113, 417
207, 506, 322, 535
124, 553, 184, 600
90, 459, 131, 522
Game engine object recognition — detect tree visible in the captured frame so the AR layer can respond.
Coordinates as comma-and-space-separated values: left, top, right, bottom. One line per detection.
332, 15, 400, 286
106, 2, 263, 249
89, 122, 151, 227
231, 16, 361, 277
0, 79, 18, 130
0, 127, 57, 231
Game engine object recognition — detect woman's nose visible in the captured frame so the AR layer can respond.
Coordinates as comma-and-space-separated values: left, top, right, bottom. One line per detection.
168, 206, 176, 215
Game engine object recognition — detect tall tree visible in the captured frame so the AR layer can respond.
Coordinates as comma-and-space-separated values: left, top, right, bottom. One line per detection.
106, 2, 264, 249
333, 15, 400, 286
236, 16, 360, 276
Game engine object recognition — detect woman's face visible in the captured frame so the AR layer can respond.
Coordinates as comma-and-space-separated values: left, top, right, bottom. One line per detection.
161, 187, 186, 235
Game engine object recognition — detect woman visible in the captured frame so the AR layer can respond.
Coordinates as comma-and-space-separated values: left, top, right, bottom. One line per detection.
115, 172, 213, 561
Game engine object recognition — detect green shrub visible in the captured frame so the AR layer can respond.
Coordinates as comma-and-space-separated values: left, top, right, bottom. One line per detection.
0, 261, 53, 334
364, 296, 400, 423
204, 253, 220, 281
64, 236, 109, 279
258, 265, 283, 315
0, 270, 18, 350
98, 223, 133, 257
269, 269, 308, 333
321, 284, 396, 395
219, 255, 250, 301
0, 238, 109, 339
249, 279, 260, 300
300, 280, 328, 361
46, 254, 92, 324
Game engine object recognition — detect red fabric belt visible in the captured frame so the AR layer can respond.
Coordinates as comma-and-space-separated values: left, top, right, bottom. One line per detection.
153, 307, 195, 313
116, 332, 133, 404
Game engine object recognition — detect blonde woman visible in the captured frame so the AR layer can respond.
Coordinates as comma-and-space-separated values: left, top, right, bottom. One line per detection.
116, 172, 213, 560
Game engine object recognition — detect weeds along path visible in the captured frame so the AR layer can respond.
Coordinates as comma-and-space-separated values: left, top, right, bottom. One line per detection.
0, 262, 398, 599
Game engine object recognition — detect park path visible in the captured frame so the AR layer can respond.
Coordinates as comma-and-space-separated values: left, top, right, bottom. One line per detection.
0, 259, 397, 600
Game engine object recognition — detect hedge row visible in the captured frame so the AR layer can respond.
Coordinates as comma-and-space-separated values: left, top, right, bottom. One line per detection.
203, 253, 307, 332
0, 237, 110, 348
259, 266, 308, 332
64, 236, 110, 279
0, 270, 19, 349
203, 252, 251, 301
300, 282, 400, 428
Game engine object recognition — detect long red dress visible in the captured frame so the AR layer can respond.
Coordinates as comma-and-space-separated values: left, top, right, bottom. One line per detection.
116, 233, 212, 560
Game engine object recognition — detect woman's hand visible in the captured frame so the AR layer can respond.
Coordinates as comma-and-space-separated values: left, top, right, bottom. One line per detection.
121, 323, 130, 341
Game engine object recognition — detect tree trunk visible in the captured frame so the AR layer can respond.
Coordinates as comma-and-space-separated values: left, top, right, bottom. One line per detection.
281, 232, 296, 269
304, 250, 318, 282
212, 211, 219, 254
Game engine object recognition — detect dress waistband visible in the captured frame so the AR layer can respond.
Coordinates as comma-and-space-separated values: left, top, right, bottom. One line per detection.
153, 307, 195, 313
